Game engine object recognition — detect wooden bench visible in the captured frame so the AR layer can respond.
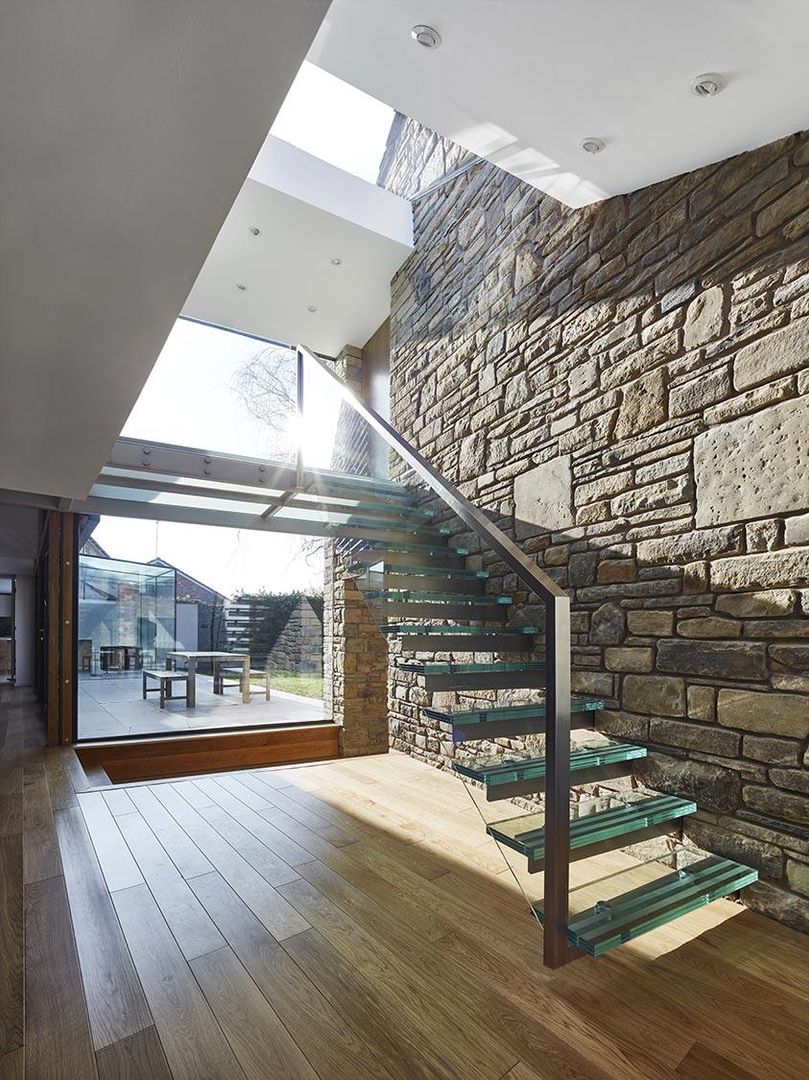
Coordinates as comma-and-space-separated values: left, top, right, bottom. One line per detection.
213, 666, 271, 702
142, 669, 189, 708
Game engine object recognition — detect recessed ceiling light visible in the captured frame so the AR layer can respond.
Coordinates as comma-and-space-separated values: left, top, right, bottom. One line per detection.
248, 225, 261, 237
690, 73, 726, 97
307, 304, 318, 313
411, 24, 441, 49
330, 257, 343, 267
579, 137, 605, 155
236, 283, 247, 291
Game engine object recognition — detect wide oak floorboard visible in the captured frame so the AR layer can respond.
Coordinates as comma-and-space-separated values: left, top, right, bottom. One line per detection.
24, 876, 98, 1079
0, 1047, 24, 1080
111, 884, 244, 1080
4, 688, 809, 1080
95, 1026, 172, 1080
54, 808, 152, 1050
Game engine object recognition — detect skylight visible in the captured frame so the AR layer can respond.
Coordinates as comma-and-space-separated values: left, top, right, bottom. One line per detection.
121, 319, 296, 461
269, 61, 394, 184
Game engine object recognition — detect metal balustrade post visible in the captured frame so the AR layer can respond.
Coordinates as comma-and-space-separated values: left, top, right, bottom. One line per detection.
297, 344, 576, 964
543, 594, 572, 968
296, 346, 304, 489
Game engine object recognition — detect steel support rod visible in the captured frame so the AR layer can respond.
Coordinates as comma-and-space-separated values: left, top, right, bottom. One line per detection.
296, 346, 305, 489
542, 595, 572, 968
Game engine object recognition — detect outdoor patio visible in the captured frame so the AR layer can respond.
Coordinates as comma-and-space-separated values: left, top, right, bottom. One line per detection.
77, 671, 323, 739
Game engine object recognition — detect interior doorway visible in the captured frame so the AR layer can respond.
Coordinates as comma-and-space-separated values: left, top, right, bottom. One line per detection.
0, 576, 15, 683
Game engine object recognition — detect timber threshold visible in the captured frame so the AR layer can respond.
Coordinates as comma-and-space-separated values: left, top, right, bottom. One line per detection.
76, 723, 340, 782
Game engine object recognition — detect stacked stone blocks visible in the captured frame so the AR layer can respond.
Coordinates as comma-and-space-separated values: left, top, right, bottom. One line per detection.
323, 347, 389, 757
267, 597, 323, 675
380, 119, 809, 930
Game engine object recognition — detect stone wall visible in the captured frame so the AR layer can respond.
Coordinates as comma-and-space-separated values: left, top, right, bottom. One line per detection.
381, 117, 809, 930
323, 347, 389, 757
267, 597, 323, 674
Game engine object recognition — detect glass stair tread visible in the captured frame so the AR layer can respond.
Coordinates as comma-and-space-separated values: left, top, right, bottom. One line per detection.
352, 564, 489, 579
424, 695, 602, 723
308, 500, 434, 518
368, 591, 511, 604
381, 623, 536, 635
359, 540, 470, 556
452, 737, 647, 787
397, 660, 546, 675
334, 519, 450, 537
487, 794, 696, 860
533, 853, 758, 958
313, 474, 416, 497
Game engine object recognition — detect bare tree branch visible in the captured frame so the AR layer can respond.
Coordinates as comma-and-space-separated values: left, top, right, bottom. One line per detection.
232, 345, 297, 457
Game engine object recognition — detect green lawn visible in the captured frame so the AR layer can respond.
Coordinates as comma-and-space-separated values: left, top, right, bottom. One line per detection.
269, 670, 323, 699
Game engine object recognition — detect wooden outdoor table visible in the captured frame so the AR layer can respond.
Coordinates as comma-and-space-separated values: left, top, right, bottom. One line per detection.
165, 651, 250, 707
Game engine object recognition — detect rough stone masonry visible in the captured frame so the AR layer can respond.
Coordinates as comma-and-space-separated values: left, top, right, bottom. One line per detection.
378, 117, 809, 931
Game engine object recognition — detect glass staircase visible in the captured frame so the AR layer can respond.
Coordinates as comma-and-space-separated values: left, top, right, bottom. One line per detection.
297, 345, 758, 968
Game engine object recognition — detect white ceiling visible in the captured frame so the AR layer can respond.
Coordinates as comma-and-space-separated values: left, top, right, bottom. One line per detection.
0, 0, 329, 502
313, 0, 809, 207
184, 138, 413, 355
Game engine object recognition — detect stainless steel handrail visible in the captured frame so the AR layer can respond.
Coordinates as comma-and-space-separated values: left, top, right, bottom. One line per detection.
298, 343, 573, 968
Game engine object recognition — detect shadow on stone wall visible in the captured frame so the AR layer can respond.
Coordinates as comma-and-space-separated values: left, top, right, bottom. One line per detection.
384, 125, 809, 931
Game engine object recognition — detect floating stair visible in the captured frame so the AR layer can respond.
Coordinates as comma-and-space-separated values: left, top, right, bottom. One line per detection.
395, 630, 537, 653
353, 563, 489, 581
350, 540, 470, 562
372, 571, 487, 595
397, 660, 546, 691
534, 852, 758, 958
374, 590, 511, 622
300, 498, 435, 520
369, 589, 510, 605
311, 474, 417, 502
425, 695, 602, 742
382, 624, 537, 655
344, 482, 758, 962
452, 737, 648, 800
336, 519, 451, 540
298, 349, 758, 967
488, 793, 696, 870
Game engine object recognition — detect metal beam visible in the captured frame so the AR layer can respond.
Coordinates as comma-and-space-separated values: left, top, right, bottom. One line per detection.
109, 437, 298, 492
95, 472, 288, 508
95, 471, 415, 519
66, 495, 427, 546
108, 437, 407, 500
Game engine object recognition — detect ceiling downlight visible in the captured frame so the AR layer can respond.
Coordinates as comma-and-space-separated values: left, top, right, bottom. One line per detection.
411, 25, 442, 49
579, 137, 605, 155
690, 73, 726, 97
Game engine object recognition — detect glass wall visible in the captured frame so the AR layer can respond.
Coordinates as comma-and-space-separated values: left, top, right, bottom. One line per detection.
122, 319, 298, 464
78, 555, 175, 674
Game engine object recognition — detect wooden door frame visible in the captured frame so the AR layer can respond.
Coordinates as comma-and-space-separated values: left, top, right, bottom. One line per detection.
43, 510, 78, 746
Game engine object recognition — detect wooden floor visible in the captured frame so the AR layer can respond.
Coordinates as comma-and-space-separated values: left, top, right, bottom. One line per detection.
2, 687, 809, 1080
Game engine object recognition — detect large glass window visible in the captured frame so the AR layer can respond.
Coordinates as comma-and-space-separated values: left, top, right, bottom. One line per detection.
76, 530, 325, 742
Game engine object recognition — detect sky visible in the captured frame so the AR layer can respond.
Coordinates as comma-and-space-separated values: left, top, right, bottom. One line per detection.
92, 63, 394, 596
270, 61, 394, 183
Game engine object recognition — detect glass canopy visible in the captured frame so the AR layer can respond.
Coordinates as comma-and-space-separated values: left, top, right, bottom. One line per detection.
78, 554, 176, 673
